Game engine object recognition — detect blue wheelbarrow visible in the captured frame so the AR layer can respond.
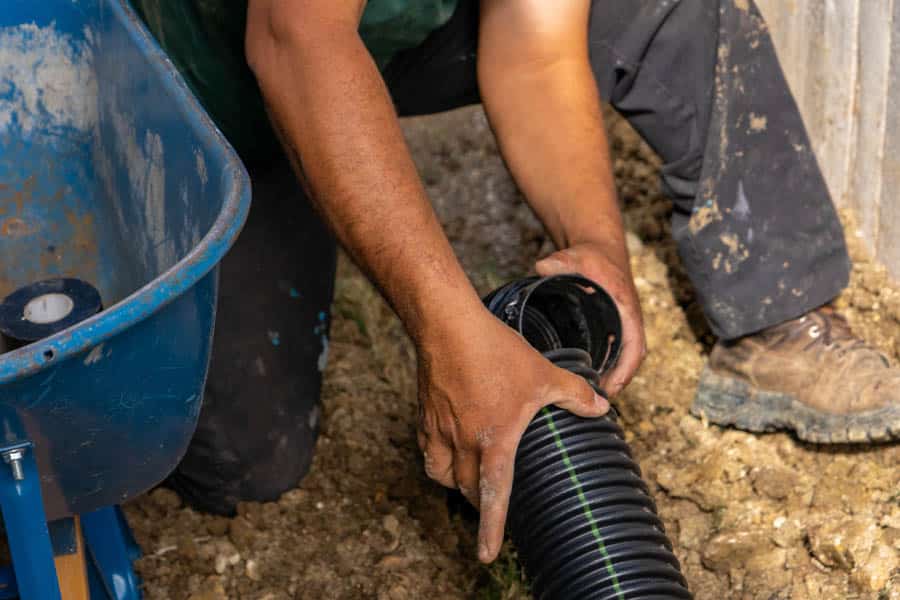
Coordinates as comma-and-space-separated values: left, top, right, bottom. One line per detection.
0, 0, 251, 597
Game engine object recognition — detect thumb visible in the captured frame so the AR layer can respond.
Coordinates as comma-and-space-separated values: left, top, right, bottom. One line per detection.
535, 253, 575, 277
546, 367, 610, 418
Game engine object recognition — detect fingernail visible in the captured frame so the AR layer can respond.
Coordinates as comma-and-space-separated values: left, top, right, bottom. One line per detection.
594, 392, 610, 412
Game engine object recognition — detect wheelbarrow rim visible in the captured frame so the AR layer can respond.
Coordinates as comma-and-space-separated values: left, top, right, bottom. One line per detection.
0, 0, 252, 385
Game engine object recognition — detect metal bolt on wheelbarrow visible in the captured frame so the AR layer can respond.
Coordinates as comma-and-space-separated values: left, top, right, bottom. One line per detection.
0, 1, 251, 597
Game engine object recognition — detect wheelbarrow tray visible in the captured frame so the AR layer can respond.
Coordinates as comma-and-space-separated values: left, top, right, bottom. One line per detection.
0, 0, 251, 521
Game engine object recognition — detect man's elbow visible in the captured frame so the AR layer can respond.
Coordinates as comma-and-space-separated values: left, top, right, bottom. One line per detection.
245, 1, 360, 79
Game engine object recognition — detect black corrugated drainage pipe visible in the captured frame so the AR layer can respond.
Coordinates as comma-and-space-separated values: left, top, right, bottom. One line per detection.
483, 275, 692, 600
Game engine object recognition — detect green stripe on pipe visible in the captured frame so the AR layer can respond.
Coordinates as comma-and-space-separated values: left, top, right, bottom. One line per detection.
541, 407, 624, 599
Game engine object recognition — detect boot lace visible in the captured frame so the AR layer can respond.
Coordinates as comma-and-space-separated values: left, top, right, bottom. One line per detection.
801, 309, 887, 366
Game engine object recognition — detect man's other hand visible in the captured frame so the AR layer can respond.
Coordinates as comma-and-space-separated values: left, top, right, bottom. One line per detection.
536, 241, 647, 397
415, 308, 609, 563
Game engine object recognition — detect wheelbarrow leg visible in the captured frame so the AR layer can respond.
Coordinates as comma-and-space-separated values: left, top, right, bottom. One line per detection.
0, 442, 62, 600
82, 506, 142, 599
53, 517, 90, 600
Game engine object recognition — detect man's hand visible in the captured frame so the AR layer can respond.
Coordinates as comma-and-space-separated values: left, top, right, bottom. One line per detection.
415, 308, 609, 564
536, 242, 646, 397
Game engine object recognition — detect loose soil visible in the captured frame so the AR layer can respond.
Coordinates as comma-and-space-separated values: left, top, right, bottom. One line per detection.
126, 106, 900, 600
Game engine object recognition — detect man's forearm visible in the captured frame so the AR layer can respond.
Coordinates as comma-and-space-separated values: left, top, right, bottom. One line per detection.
246, 8, 483, 340
478, 0, 626, 259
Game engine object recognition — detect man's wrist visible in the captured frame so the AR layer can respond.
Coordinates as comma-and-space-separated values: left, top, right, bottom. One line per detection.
563, 223, 627, 257
409, 297, 490, 348
394, 275, 486, 346
550, 190, 625, 248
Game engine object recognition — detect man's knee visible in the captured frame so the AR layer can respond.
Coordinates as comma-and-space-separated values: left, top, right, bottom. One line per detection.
168, 399, 320, 515
589, 0, 718, 209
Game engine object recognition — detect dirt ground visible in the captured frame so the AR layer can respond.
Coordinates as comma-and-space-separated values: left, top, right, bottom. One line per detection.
126, 106, 900, 599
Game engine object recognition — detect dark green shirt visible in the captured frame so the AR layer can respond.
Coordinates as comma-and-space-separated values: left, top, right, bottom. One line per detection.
131, 0, 457, 162
360, 0, 457, 68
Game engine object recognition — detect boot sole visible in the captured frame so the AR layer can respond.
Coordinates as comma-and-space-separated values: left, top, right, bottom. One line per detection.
692, 367, 900, 444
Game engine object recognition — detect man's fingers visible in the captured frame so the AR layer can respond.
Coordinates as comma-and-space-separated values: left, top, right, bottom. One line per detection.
422, 437, 456, 488
454, 449, 481, 507
477, 449, 516, 563
535, 249, 647, 399
599, 323, 645, 396
535, 255, 574, 277
548, 367, 610, 417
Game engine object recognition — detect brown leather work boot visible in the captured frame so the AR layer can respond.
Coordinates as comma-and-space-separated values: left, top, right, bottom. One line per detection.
692, 307, 900, 443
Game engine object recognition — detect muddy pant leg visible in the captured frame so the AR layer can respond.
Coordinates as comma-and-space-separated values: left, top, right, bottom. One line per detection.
589, 0, 851, 340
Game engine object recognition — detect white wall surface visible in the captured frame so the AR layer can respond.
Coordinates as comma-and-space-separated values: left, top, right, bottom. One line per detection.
755, 0, 900, 279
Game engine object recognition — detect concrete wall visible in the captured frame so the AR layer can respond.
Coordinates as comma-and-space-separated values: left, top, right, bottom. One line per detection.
756, 0, 900, 279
